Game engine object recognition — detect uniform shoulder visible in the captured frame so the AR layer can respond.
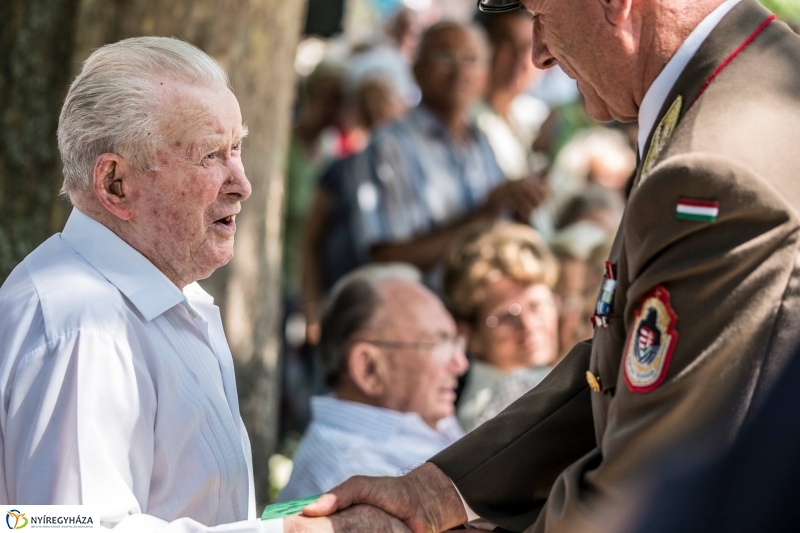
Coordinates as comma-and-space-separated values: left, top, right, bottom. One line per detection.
663, 23, 800, 209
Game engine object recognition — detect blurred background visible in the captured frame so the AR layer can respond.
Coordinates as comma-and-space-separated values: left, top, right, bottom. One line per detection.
2, 0, 798, 508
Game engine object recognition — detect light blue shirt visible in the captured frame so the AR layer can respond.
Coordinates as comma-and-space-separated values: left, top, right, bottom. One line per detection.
278, 396, 464, 501
351, 105, 504, 253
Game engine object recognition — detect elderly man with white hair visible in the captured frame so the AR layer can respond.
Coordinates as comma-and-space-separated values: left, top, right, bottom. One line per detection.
0, 37, 408, 533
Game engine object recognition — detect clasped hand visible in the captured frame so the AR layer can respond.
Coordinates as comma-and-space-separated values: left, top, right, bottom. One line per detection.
284, 463, 467, 533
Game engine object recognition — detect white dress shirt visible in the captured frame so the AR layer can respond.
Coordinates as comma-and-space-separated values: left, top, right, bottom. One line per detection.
0, 208, 281, 533
278, 396, 464, 501
637, 0, 743, 157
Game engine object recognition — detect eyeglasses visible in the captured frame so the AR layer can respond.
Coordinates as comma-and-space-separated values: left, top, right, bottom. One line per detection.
477, 0, 522, 13
360, 335, 467, 364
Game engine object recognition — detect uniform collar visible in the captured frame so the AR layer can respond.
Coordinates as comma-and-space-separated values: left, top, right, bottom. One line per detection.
61, 207, 188, 321
637, 0, 743, 158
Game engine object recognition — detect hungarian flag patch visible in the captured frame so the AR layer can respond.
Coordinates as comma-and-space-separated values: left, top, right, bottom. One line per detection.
676, 198, 718, 222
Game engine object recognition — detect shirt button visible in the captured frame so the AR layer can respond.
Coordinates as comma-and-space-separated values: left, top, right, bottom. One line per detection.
586, 371, 601, 393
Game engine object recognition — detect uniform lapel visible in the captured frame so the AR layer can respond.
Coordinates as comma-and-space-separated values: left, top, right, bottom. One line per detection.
633, 0, 774, 188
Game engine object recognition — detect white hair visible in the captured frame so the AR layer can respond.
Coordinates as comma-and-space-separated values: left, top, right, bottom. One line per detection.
57, 36, 231, 196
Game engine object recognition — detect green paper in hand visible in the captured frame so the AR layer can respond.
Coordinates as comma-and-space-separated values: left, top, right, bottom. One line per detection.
261, 495, 322, 520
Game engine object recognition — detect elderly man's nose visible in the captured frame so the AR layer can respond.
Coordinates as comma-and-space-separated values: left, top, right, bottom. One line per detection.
226, 166, 252, 201
531, 18, 556, 70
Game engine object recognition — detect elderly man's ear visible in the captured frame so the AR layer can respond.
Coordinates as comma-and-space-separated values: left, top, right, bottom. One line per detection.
598, 0, 633, 25
347, 342, 390, 398
93, 153, 135, 221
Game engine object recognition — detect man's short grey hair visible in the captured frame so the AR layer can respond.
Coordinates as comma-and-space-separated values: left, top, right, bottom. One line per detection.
57, 36, 231, 196
318, 263, 422, 389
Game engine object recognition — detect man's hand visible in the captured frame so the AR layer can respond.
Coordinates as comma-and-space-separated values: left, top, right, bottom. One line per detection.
284, 505, 412, 533
482, 176, 548, 221
301, 463, 467, 533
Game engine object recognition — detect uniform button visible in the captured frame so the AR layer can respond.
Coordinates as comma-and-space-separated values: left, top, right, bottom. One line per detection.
586, 371, 601, 393
188, 309, 197, 319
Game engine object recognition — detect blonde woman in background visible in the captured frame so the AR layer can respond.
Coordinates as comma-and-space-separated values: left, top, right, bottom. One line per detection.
443, 221, 559, 432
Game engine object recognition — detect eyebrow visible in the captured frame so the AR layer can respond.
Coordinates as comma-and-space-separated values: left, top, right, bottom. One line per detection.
189, 126, 248, 158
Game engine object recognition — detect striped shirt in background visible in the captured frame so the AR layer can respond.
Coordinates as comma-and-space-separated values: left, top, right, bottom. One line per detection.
350, 105, 505, 290
277, 396, 464, 501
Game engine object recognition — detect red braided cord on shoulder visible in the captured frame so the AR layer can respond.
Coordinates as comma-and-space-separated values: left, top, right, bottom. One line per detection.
693, 14, 776, 105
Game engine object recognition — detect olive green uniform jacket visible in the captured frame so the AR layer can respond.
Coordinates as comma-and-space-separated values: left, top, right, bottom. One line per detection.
430, 2, 800, 531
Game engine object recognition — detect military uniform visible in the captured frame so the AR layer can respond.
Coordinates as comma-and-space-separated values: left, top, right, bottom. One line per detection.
430, 2, 800, 531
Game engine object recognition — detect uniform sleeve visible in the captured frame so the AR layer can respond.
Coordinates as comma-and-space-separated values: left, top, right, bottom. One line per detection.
1, 329, 277, 533
536, 153, 799, 532
428, 340, 596, 533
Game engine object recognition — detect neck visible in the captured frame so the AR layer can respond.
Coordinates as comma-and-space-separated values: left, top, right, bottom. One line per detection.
635, 0, 726, 107
421, 100, 470, 142
335, 381, 383, 409
74, 198, 192, 289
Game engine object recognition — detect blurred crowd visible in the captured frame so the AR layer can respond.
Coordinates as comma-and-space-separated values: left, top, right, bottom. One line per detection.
273, 4, 638, 499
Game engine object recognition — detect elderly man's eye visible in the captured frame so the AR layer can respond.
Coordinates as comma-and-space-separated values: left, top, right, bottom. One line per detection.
204, 152, 216, 160
232, 142, 241, 151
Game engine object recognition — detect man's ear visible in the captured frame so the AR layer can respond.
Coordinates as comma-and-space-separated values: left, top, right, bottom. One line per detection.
598, 0, 632, 25
93, 153, 134, 221
347, 342, 389, 398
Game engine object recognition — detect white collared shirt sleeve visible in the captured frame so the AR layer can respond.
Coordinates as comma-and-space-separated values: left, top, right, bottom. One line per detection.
106, 515, 284, 532
0, 210, 276, 533
0, 323, 280, 533
450, 481, 498, 531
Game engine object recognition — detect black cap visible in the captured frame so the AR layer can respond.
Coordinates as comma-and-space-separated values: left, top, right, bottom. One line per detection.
477, 0, 522, 13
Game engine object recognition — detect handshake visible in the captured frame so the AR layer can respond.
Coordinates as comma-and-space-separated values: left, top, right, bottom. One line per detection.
282, 463, 467, 533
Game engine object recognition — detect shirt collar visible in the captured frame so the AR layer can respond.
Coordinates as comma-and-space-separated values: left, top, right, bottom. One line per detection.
311, 396, 453, 440
414, 104, 479, 141
61, 208, 187, 321
637, 0, 743, 157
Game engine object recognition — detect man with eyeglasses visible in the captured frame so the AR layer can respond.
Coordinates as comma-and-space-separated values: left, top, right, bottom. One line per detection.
351, 20, 548, 293
298, 0, 800, 531
277, 266, 468, 502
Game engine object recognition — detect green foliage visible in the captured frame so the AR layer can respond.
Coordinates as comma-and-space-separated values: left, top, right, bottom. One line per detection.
761, 0, 800, 23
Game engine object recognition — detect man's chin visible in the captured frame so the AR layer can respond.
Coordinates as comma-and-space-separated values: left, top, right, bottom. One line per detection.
581, 92, 638, 123
583, 96, 616, 122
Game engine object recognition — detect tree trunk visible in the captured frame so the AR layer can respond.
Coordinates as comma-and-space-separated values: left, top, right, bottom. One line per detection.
0, 0, 80, 283
68, 0, 307, 505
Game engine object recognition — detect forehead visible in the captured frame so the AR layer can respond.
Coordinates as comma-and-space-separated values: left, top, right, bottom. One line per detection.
155, 80, 242, 143
378, 282, 455, 334
481, 278, 550, 313
423, 26, 479, 52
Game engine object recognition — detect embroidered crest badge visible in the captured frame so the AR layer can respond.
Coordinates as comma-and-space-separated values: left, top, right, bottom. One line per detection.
642, 95, 683, 179
624, 286, 679, 393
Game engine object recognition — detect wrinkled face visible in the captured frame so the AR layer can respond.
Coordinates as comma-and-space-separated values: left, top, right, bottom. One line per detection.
376, 282, 469, 428
130, 81, 251, 285
414, 26, 488, 114
490, 13, 543, 95
471, 277, 559, 370
521, 0, 638, 121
